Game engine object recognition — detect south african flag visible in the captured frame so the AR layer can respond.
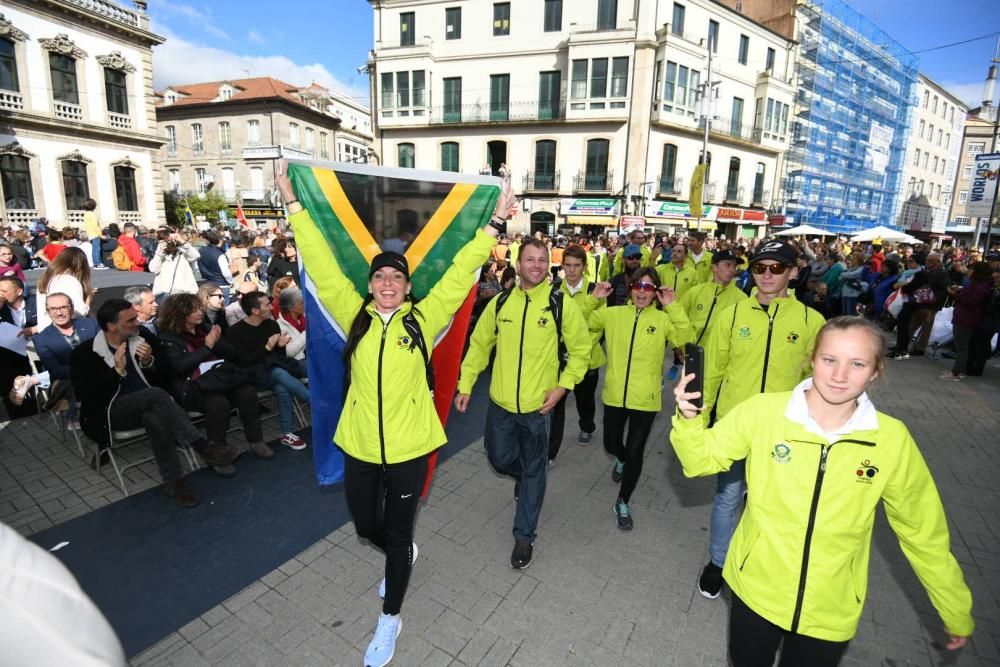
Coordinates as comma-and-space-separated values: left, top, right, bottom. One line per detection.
286, 161, 501, 487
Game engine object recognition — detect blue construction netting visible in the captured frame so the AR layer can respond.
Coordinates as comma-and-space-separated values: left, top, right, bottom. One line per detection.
781, 0, 918, 234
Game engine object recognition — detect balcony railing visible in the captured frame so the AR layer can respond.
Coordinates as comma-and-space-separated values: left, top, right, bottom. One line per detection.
65, 0, 140, 27
725, 185, 746, 204
570, 20, 635, 33
429, 101, 564, 124
192, 147, 204, 157
3, 209, 38, 226
753, 189, 770, 207
574, 171, 613, 193
705, 182, 717, 201
119, 211, 142, 225
657, 175, 684, 197
108, 111, 131, 130
0, 91, 23, 111
523, 171, 560, 192
698, 116, 761, 143
54, 101, 83, 121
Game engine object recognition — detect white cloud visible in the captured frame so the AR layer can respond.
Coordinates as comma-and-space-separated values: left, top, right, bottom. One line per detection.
247, 30, 266, 45
154, 3, 230, 41
938, 80, 989, 109
151, 27, 370, 106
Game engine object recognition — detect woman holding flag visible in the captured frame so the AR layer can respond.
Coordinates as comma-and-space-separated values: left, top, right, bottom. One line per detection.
277, 161, 514, 667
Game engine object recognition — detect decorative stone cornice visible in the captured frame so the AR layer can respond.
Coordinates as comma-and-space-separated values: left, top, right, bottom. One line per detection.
57, 150, 92, 164
0, 141, 37, 159
0, 13, 28, 41
39, 34, 88, 59
97, 51, 136, 73
110, 156, 139, 169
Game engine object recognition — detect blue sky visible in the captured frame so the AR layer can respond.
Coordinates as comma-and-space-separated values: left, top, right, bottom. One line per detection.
150, 0, 999, 108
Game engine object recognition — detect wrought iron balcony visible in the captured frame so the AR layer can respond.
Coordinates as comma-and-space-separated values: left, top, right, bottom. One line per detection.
725, 185, 746, 204
574, 171, 613, 193
523, 171, 560, 193
429, 100, 564, 125
657, 175, 684, 197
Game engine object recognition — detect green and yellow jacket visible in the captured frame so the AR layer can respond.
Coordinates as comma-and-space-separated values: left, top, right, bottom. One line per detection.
458, 280, 591, 413
689, 250, 714, 284
704, 295, 824, 419
588, 303, 691, 411
559, 279, 606, 370
585, 251, 611, 285
289, 209, 495, 464
670, 388, 974, 642
656, 262, 699, 300
678, 280, 749, 345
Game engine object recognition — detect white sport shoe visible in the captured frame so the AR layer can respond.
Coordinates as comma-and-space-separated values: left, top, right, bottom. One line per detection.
364, 613, 401, 667
379, 542, 417, 599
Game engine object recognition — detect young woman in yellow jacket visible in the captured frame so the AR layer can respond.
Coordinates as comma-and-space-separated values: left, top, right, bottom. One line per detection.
280, 165, 513, 667
590, 267, 691, 529
671, 316, 973, 666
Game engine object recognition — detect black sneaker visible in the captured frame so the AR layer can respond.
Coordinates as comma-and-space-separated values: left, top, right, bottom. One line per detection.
577, 431, 593, 444
510, 538, 533, 569
611, 459, 624, 483
698, 561, 723, 599
614, 499, 633, 530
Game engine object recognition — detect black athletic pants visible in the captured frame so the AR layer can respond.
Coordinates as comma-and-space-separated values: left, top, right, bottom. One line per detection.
343, 452, 428, 616
548, 369, 600, 461
602, 405, 657, 503
730, 593, 849, 667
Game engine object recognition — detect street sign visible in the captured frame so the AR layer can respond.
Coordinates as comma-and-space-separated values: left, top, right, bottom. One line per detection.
967, 153, 1000, 217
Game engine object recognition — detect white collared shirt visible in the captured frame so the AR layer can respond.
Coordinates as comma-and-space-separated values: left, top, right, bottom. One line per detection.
784, 378, 879, 442
691, 250, 705, 264
566, 279, 584, 297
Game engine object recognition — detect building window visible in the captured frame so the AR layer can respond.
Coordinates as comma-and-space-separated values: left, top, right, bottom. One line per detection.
571, 60, 588, 99
672, 3, 685, 36
968, 142, 985, 157
396, 72, 410, 108
412, 71, 426, 107
195, 167, 208, 193
753, 162, 765, 204
584, 139, 609, 189
660, 144, 677, 191
935, 184, 941, 200
959, 190, 968, 204
493, 3, 510, 36
597, 0, 617, 30
0, 38, 18, 92
490, 74, 510, 121
708, 20, 719, 53
726, 158, 740, 201
544, 0, 562, 31
918, 120, 924, 138
963, 165, 972, 179
191, 123, 203, 154
955, 216, 970, 224
289, 123, 300, 146
765, 47, 775, 72
932, 96, 938, 113
61, 161, 89, 209
928, 124, 934, 142
247, 120, 260, 146
932, 156, 938, 172
104, 68, 128, 115
446, 7, 462, 39
922, 90, 929, 108
220, 87, 232, 101
539, 70, 561, 119
610, 57, 629, 97
534, 140, 556, 189
590, 58, 608, 98
937, 129, 943, 146
168, 169, 180, 191
731, 97, 744, 136
250, 166, 264, 191
922, 153, 929, 169
441, 142, 459, 172
219, 122, 232, 152
381, 73, 394, 110
305, 128, 315, 152
49, 53, 79, 104
165, 125, 177, 153
0, 154, 34, 208
443, 77, 462, 122
400, 12, 415, 46
398, 143, 415, 168
221, 167, 235, 195
738, 35, 749, 65
114, 166, 138, 211
663, 60, 700, 114
913, 149, 920, 166
945, 133, 950, 150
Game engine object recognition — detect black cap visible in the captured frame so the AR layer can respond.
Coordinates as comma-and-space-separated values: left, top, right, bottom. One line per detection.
712, 249, 745, 265
749, 240, 798, 266
369, 251, 409, 279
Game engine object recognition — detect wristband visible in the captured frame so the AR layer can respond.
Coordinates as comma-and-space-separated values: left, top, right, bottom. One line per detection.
488, 216, 507, 234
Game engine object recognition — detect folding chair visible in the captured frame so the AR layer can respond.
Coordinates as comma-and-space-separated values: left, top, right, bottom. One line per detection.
24, 341, 84, 458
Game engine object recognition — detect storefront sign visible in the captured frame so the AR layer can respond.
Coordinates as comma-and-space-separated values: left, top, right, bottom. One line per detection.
716, 207, 767, 223
231, 207, 284, 219
619, 215, 645, 233
560, 198, 620, 216
650, 201, 717, 220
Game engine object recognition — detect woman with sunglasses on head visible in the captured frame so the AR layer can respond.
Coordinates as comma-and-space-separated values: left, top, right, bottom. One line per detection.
589, 268, 692, 529
197, 284, 230, 336
693, 239, 826, 601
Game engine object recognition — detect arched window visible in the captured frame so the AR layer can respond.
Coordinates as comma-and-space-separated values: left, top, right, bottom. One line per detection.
0, 154, 34, 208
441, 142, 459, 172
398, 143, 415, 168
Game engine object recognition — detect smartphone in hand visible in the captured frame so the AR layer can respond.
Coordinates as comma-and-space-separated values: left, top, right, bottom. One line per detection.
684, 342, 705, 410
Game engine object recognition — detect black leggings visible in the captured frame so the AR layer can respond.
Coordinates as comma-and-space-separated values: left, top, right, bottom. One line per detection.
343, 452, 428, 615
602, 405, 657, 503
730, 593, 849, 667
183, 383, 263, 445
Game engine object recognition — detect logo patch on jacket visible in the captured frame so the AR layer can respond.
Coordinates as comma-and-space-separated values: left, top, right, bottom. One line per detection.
786, 332, 800, 344
771, 442, 791, 464
536, 316, 550, 328
396, 334, 415, 351
696, 303, 705, 311
739, 325, 751, 339
856, 459, 879, 483
645, 325, 657, 335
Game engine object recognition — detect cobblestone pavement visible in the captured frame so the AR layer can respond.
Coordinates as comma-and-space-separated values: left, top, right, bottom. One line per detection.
2, 352, 998, 666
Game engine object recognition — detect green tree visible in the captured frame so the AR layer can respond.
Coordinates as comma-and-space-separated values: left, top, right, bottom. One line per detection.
166, 191, 229, 228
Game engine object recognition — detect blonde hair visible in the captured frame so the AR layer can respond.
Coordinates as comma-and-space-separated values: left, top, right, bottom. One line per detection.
812, 316, 886, 378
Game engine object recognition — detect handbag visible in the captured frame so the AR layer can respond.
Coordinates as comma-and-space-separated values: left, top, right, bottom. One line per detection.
192, 361, 250, 394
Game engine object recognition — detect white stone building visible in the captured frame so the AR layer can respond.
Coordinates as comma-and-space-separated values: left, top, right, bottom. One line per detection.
895, 74, 968, 236
367, 0, 794, 239
327, 93, 374, 163
0, 0, 164, 230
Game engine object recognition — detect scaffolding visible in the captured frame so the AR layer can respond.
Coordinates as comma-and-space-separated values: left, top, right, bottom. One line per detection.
781, 0, 918, 233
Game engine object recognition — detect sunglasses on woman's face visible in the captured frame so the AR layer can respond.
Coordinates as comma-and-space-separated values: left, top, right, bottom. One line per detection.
750, 263, 789, 275
631, 282, 658, 293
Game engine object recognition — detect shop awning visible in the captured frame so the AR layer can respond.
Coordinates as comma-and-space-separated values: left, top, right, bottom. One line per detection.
567, 216, 616, 226
685, 221, 717, 231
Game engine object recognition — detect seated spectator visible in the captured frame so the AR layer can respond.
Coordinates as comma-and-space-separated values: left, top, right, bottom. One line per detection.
149, 229, 200, 298
114, 223, 147, 272
197, 284, 229, 335
270, 276, 295, 319
1, 275, 36, 418
35, 247, 92, 332
0, 243, 25, 281
275, 287, 307, 364
35, 228, 66, 265
124, 286, 158, 334
226, 291, 310, 450
157, 294, 272, 461
226, 280, 257, 327
70, 299, 239, 507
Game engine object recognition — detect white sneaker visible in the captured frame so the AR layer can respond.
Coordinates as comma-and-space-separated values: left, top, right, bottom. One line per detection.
379, 542, 417, 599
364, 613, 401, 667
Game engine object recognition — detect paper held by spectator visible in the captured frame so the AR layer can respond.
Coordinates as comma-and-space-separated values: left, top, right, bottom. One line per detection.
198, 360, 224, 376
0, 321, 27, 356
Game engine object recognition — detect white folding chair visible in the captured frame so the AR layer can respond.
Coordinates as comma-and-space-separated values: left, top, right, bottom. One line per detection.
24, 341, 84, 458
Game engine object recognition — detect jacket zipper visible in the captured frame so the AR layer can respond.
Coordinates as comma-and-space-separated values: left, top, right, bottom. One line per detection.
621, 308, 641, 407
789, 437, 876, 632
515, 295, 529, 413
377, 311, 397, 465
696, 285, 723, 345
759, 303, 780, 393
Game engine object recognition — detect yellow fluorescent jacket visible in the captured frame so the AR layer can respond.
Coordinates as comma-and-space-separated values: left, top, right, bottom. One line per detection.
559, 279, 606, 370
678, 280, 749, 345
655, 262, 700, 300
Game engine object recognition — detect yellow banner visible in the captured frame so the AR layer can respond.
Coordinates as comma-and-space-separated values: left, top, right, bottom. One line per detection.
689, 164, 706, 219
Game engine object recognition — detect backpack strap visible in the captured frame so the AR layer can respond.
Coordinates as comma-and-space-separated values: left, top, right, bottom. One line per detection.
493, 287, 513, 334
587, 282, 596, 295
401, 311, 434, 394
549, 286, 567, 372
